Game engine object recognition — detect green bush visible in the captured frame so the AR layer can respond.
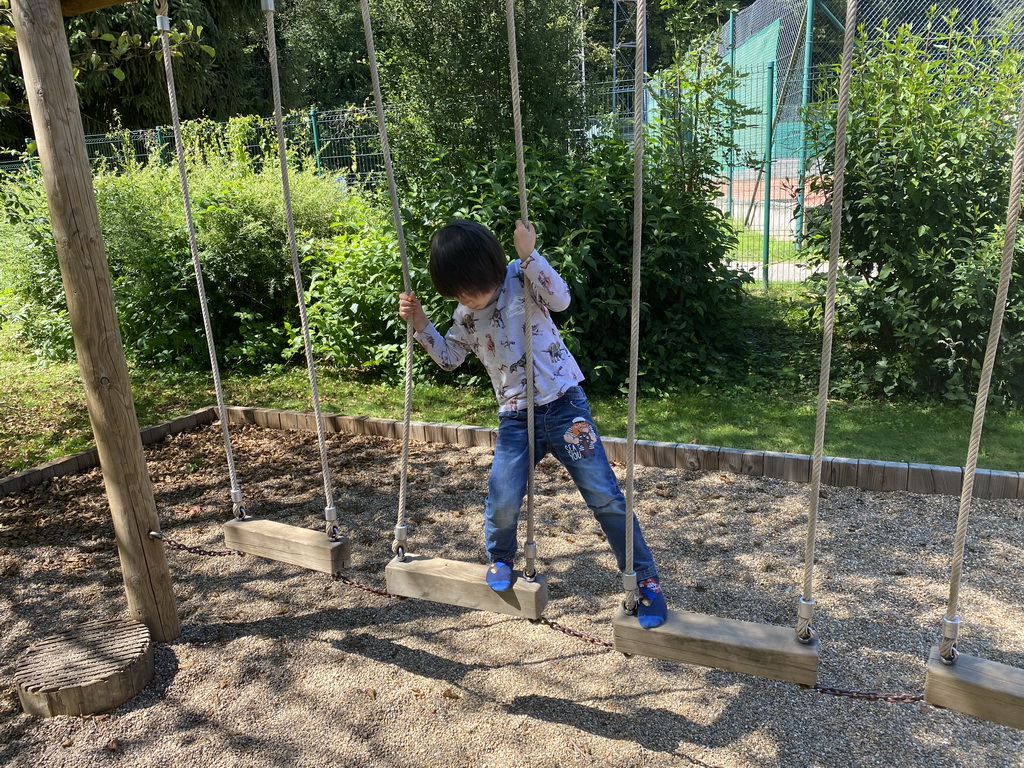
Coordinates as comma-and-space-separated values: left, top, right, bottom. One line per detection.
0, 157, 358, 369
804, 13, 1024, 402
375, 135, 747, 393
294, 208, 413, 374
375, 0, 586, 176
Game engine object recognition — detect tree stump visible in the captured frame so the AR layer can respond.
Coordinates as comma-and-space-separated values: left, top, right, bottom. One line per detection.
15, 618, 154, 717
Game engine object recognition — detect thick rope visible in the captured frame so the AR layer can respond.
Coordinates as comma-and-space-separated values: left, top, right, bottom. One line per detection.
262, 2, 336, 524
154, 0, 244, 518
359, 0, 413, 548
798, 0, 859, 641
504, 0, 538, 573
939, 86, 1024, 661
624, 0, 646, 587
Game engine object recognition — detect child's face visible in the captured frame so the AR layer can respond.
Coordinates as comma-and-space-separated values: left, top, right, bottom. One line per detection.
456, 286, 499, 311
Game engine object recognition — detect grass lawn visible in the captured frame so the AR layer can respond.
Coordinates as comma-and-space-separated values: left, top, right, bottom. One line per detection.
728, 217, 802, 264
3, 331, 1022, 475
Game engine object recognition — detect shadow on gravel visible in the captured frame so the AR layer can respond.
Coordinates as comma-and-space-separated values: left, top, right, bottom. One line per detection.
506, 691, 751, 761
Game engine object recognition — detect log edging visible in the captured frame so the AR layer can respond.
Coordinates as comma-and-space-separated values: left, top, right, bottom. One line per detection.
2, 405, 1021, 500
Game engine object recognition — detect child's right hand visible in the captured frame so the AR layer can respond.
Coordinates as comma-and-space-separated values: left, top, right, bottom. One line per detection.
398, 291, 428, 333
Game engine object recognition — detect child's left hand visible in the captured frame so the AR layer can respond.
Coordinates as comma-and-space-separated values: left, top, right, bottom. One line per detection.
513, 219, 537, 261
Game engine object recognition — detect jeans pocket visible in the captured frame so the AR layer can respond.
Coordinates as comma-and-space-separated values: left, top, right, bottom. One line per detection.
568, 394, 590, 411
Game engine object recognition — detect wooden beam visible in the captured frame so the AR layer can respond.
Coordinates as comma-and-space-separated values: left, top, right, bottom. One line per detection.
223, 519, 351, 575
61, 0, 133, 16
924, 646, 1024, 730
385, 554, 548, 620
12, 0, 178, 643
612, 607, 819, 686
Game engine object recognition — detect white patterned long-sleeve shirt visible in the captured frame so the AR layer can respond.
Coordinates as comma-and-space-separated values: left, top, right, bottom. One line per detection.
414, 249, 585, 413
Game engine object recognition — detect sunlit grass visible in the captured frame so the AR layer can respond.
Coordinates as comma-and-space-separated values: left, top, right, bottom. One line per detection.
728, 217, 802, 264
3, 330, 1022, 475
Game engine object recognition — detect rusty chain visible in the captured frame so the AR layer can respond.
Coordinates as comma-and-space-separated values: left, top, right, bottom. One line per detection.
150, 549, 930, 705
332, 572, 401, 599
150, 531, 242, 558
807, 685, 925, 703
527, 616, 616, 649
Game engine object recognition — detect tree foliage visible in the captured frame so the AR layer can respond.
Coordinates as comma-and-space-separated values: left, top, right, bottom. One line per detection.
372, 0, 586, 164
804, 12, 1024, 402
0, 1, 372, 152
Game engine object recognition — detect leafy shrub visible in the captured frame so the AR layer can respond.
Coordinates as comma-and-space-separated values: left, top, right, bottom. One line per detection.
0, 157, 357, 369
293, 208, 413, 373
804, 13, 1024, 401
380, 134, 747, 393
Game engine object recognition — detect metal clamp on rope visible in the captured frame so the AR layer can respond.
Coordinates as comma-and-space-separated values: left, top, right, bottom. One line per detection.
523, 541, 538, 581
156, 14, 170, 32
392, 524, 408, 560
796, 596, 816, 644
621, 571, 639, 613
939, 616, 960, 665
231, 488, 246, 520
262, 0, 274, 11
324, 505, 340, 540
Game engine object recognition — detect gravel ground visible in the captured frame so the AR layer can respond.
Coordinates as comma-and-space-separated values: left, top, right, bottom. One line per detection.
1, 423, 1023, 768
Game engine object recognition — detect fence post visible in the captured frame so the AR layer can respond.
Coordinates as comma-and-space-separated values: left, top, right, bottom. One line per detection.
155, 125, 166, 165
762, 61, 775, 291
24, 137, 38, 171
795, 0, 816, 248
727, 10, 736, 221
309, 108, 322, 174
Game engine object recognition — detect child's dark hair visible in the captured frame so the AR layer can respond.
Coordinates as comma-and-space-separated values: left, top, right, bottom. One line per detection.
429, 219, 507, 299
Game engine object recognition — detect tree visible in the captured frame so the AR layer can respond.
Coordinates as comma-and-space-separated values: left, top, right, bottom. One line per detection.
0, 1, 376, 153
803, 13, 1024, 401
0, 1, 252, 150
374, 0, 586, 163
275, 0, 370, 110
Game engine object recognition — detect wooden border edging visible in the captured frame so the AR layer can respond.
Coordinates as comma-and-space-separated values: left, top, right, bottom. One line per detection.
4, 405, 1021, 500
0, 407, 218, 498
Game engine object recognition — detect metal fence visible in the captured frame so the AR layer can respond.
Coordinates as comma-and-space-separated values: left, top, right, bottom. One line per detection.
712, 0, 1024, 288
4, 0, 1020, 290
2, 107, 388, 180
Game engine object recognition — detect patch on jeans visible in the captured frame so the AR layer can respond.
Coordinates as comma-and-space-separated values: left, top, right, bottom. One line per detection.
563, 416, 598, 461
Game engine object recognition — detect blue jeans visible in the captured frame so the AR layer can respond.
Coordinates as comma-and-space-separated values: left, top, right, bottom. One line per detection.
484, 386, 658, 581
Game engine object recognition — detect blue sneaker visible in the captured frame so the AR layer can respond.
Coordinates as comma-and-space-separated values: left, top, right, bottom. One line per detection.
486, 560, 513, 592
637, 577, 667, 629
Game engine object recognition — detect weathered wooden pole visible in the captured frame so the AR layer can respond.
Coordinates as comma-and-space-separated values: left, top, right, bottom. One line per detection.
11, 0, 179, 642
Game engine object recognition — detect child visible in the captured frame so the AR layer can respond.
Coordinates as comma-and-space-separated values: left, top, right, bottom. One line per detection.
398, 218, 667, 629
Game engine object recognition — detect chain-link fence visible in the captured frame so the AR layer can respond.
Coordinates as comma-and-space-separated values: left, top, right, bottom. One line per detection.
4, 0, 1020, 292
712, 0, 1023, 288
2, 107, 388, 180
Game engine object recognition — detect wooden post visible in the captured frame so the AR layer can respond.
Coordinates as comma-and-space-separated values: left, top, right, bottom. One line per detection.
11, 0, 179, 642
60, 0, 128, 16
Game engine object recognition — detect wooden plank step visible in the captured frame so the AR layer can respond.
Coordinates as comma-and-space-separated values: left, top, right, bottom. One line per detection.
612, 607, 819, 686
924, 646, 1024, 730
385, 554, 548, 620
16, 618, 153, 717
222, 518, 351, 575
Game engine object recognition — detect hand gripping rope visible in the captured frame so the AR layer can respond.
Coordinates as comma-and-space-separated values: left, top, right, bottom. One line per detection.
359, 0, 541, 575
504, 0, 540, 580
358, 0, 414, 559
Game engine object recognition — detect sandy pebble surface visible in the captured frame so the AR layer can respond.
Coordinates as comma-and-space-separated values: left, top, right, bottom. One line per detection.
1, 423, 1023, 768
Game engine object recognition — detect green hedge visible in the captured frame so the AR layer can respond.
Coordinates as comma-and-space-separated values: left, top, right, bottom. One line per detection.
805, 14, 1024, 403
0, 158, 362, 370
